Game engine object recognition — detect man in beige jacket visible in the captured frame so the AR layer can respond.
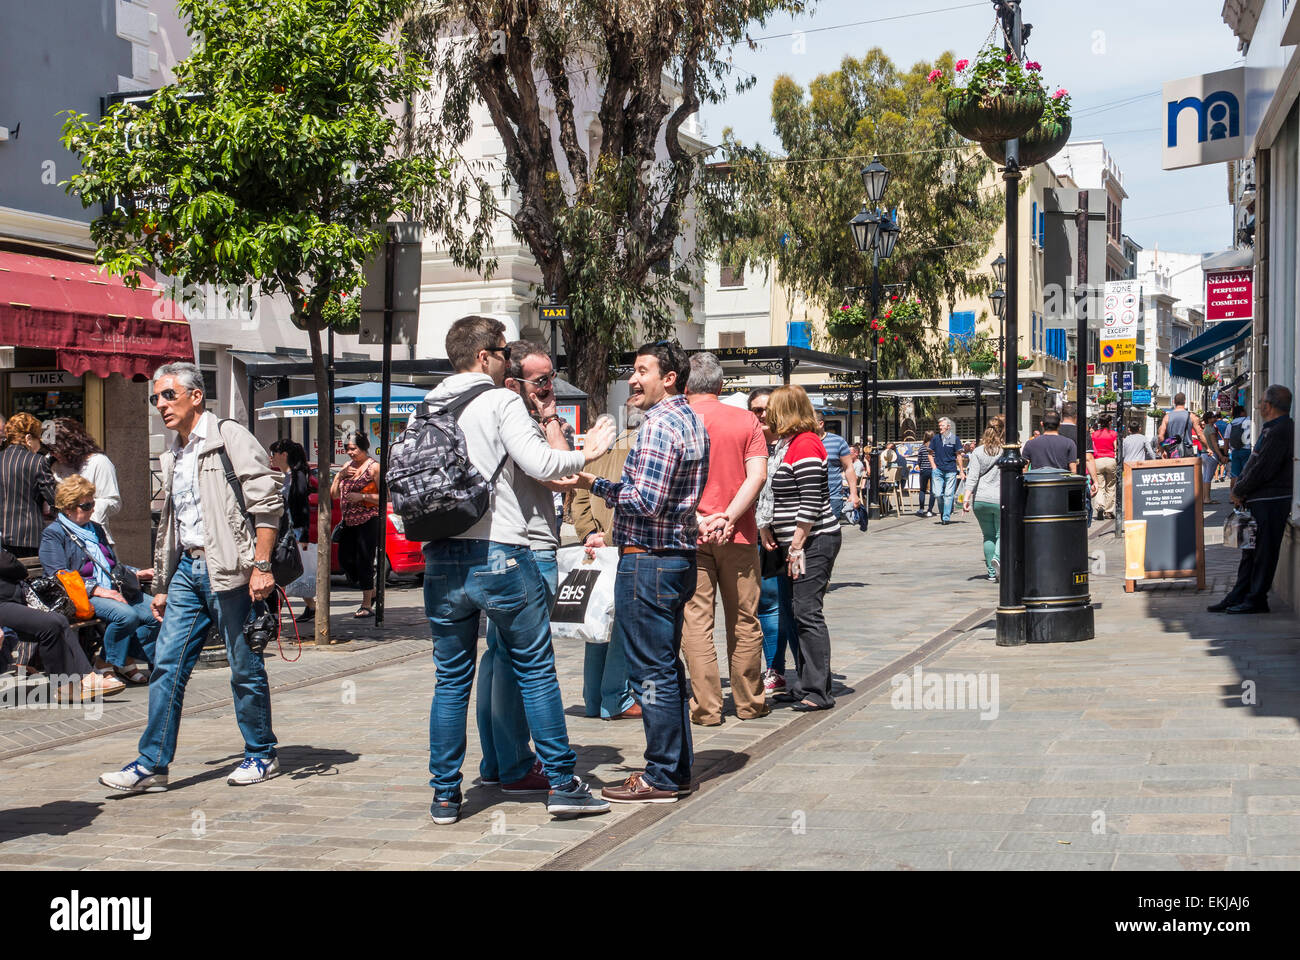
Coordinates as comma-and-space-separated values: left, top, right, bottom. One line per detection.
100, 362, 283, 794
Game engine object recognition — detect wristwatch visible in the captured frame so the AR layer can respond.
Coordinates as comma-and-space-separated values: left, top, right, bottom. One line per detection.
252, 560, 272, 573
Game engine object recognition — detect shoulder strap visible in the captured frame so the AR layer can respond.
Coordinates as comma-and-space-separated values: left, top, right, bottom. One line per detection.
62, 525, 113, 578
215, 419, 250, 520
435, 382, 509, 483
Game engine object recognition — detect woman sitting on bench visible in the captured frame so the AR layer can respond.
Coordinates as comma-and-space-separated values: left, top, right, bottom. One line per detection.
39, 476, 156, 685
0, 547, 125, 701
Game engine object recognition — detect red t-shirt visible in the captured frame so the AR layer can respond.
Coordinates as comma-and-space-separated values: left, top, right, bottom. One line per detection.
1091, 429, 1118, 460
688, 394, 768, 545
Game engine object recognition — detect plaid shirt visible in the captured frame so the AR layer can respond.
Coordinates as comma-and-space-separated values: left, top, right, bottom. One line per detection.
593, 393, 709, 551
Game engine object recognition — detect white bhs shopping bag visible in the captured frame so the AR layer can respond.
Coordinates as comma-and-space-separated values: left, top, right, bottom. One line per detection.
550, 545, 618, 644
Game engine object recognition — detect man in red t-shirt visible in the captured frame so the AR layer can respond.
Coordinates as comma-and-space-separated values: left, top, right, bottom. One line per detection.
681, 354, 770, 725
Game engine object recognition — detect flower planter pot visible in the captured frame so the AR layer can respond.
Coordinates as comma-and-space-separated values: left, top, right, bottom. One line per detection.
1017, 358, 1033, 370
943, 89, 1045, 144
826, 319, 862, 340
981, 116, 1072, 167
968, 359, 994, 374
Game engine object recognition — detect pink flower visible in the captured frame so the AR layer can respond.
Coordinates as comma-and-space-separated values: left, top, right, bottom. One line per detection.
1005, 54, 1014, 63
840, 303, 850, 311
927, 68, 943, 83
955, 59, 969, 72
1025, 61, 1041, 72
1053, 88, 1068, 99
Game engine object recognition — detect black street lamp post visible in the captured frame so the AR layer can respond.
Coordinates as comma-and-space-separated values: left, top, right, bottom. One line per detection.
848, 157, 901, 472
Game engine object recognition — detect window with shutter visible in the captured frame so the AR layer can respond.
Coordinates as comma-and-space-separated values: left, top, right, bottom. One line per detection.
717, 331, 747, 348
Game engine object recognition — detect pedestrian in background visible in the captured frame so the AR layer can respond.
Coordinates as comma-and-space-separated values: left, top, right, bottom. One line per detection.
574, 339, 709, 804
961, 416, 1004, 582
1023, 410, 1077, 471
0, 413, 58, 557
329, 432, 381, 618
269, 439, 316, 623
815, 411, 859, 524
928, 417, 965, 524
763, 385, 840, 712
1121, 419, 1157, 466
1090, 414, 1119, 520
750, 387, 799, 697
914, 429, 936, 517
1209, 385, 1294, 615
50, 418, 121, 541
682, 353, 769, 726
1227, 403, 1253, 498
571, 402, 640, 722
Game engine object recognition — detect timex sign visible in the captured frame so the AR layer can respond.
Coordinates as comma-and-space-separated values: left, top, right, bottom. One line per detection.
1162, 67, 1246, 170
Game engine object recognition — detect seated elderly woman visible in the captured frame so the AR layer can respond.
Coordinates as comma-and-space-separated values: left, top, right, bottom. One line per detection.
39, 475, 156, 684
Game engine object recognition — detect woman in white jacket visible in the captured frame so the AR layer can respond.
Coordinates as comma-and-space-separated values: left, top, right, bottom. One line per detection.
49, 418, 121, 541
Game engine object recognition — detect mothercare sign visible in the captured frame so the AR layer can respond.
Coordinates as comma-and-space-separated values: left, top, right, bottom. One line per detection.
1162, 67, 1246, 170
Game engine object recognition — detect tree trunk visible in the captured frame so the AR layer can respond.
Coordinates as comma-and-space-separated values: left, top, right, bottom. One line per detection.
307, 316, 333, 645
572, 336, 612, 415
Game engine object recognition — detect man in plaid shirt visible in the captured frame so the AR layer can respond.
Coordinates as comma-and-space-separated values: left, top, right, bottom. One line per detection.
575, 340, 709, 803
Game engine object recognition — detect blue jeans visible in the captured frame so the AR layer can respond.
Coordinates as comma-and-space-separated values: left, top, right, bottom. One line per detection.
424, 539, 574, 799
90, 594, 159, 669
830, 495, 844, 525
135, 554, 276, 773
759, 568, 798, 675
583, 623, 634, 719
616, 550, 696, 791
475, 549, 558, 783
917, 470, 935, 513
934, 469, 960, 521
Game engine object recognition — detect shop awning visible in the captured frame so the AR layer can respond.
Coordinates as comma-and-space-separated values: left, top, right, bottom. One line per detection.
1170, 317, 1252, 381
257, 382, 430, 420
0, 251, 193, 380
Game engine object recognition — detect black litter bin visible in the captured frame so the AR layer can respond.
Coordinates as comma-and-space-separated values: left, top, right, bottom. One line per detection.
1022, 469, 1094, 643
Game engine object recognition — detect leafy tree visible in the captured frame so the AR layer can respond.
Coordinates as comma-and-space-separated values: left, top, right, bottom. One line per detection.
61, 0, 452, 642
406, 0, 805, 410
702, 49, 1005, 381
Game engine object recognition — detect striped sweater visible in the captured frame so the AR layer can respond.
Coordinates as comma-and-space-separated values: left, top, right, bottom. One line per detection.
768, 431, 836, 545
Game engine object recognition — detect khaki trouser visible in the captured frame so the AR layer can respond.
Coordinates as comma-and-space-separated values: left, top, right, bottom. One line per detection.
681, 541, 767, 723
1095, 457, 1117, 516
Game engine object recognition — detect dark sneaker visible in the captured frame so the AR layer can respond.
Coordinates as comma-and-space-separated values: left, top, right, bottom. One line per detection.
1206, 599, 1236, 612
546, 777, 610, 816
601, 772, 680, 804
501, 761, 549, 795
430, 792, 462, 825
1226, 603, 1270, 614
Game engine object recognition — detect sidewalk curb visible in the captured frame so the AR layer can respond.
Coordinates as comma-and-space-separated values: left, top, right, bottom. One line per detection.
537, 605, 995, 871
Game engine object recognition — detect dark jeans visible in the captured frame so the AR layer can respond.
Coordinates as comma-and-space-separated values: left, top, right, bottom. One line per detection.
615, 550, 696, 792
790, 531, 841, 708
0, 600, 74, 677
1224, 498, 1290, 608
339, 515, 382, 591
917, 471, 934, 512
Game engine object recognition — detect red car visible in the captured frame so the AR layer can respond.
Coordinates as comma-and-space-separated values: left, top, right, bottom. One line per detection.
305, 469, 424, 582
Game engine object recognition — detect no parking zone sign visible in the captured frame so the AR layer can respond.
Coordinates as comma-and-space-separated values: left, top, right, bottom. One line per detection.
1101, 280, 1140, 363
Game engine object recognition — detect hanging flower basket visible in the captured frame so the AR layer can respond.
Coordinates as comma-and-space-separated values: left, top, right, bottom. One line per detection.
943, 89, 1045, 144
1201, 370, 1219, 386
1017, 355, 1033, 370
968, 358, 994, 374
981, 116, 1072, 166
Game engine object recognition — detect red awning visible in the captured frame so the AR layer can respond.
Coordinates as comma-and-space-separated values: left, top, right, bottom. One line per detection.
0, 251, 194, 381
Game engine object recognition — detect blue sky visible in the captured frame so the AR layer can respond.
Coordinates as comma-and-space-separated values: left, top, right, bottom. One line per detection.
698, 0, 1244, 255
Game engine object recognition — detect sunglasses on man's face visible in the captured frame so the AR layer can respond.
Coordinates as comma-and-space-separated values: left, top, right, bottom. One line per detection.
518, 374, 553, 389
485, 345, 512, 362
149, 387, 192, 406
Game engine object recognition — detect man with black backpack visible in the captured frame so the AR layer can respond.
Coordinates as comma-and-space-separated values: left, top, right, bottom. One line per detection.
99, 362, 283, 794
418, 316, 615, 825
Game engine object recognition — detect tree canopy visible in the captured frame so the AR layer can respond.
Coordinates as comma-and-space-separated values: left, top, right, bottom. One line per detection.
702, 48, 1005, 380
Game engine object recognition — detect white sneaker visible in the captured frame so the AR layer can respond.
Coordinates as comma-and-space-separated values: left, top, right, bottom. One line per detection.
227, 756, 280, 785
99, 760, 168, 793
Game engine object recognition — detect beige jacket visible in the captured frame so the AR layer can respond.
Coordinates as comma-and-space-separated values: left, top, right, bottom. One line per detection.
153, 413, 283, 593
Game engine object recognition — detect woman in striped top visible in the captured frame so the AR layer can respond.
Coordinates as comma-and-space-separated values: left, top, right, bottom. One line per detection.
759, 385, 841, 711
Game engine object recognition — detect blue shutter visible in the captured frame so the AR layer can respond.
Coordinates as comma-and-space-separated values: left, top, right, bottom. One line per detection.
1032, 202, 1038, 247
948, 311, 975, 350
787, 322, 811, 349
1039, 210, 1046, 248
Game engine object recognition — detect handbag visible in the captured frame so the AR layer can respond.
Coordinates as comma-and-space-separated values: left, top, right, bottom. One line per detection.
759, 541, 788, 579
55, 569, 95, 620
23, 575, 74, 619
61, 524, 144, 603
216, 428, 303, 587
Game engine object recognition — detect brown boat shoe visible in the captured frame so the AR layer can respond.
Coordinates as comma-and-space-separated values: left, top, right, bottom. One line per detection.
601, 771, 681, 804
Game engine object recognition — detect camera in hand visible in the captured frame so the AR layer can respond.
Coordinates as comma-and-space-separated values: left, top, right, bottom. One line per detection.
243, 602, 278, 654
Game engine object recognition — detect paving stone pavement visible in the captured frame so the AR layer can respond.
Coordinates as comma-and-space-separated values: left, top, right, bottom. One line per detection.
0, 506, 990, 870
587, 488, 1300, 870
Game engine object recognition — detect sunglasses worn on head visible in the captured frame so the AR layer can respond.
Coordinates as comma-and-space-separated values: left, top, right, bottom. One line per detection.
149, 387, 192, 406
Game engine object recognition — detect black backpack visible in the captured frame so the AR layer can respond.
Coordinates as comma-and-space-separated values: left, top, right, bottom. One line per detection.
387, 382, 507, 543
1229, 419, 1246, 451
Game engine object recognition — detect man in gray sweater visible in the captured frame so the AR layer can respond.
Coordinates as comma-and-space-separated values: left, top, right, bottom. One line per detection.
422, 316, 615, 825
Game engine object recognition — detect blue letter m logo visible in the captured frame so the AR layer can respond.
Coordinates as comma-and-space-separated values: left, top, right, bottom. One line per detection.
1167, 91, 1240, 148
